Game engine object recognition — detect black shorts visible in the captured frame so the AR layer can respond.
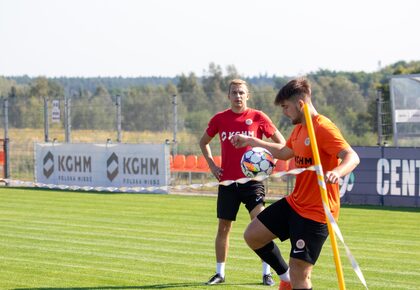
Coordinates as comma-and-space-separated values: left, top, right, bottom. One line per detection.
217, 180, 265, 221
257, 198, 328, 265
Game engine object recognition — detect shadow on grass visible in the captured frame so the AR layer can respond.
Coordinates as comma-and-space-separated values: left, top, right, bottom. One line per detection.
15, 282, 262, 289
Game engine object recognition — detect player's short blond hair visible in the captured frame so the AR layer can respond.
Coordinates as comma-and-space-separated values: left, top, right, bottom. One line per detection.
228, 79, 249, 95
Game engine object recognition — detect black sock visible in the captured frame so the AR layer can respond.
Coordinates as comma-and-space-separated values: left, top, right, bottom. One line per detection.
254, 241, 288, 275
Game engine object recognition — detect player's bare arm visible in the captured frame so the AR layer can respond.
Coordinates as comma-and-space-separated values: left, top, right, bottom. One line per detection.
325, 147, 360, 184
270, 130, 286, 145
199, 132, 223, 180
230, 134, 293, 161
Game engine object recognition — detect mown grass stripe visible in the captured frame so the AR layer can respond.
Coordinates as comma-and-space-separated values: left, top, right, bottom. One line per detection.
1, 188, 419, 289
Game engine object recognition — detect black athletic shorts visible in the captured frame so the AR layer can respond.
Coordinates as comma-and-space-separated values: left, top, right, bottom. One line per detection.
217, 180, 265, 221
257, 198, 329, 265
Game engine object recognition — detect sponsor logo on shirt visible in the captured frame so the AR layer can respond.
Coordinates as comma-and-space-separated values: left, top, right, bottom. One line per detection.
221, 131, 255, 142
294, 155, 313, 166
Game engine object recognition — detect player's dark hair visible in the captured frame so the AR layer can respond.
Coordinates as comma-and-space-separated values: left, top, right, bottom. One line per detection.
274, 78, 311, 105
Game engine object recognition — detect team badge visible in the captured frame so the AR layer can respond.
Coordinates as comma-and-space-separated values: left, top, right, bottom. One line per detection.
304, 137, 310, 146
245, 119, 253, 125
296, 239, 306, 249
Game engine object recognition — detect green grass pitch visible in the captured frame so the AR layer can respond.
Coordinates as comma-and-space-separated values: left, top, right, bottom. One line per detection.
0, 187, 419, 289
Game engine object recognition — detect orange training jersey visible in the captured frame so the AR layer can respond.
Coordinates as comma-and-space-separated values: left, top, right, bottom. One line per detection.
206, 108, 277, 181
285, 115, 350, 223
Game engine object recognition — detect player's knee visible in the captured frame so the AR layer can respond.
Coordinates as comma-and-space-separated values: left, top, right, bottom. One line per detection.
217, 220, 232, 236
290, 259, 313, 288
243, 227, 258, 248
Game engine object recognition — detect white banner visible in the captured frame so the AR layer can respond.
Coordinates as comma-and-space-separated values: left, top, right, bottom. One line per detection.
394, 109, 420, 123
34, 143, 170, 193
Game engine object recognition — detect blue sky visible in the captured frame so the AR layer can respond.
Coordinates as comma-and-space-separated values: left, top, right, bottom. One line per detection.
0, 0, 419, 77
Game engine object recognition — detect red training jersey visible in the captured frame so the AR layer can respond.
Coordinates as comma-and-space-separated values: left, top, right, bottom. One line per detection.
206, 108, 277, 181
285, 115, 350, 223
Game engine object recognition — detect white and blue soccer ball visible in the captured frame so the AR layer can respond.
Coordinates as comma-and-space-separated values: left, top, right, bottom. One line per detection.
240, 147, 275, 178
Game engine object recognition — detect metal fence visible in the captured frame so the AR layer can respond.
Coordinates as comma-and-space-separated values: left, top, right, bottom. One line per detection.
0, 90, 394, 197
0, 92, 288, 196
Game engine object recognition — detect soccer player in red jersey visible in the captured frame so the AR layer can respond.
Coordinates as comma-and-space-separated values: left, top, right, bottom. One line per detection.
199, 79, 289, 286
230, 78, 360, 290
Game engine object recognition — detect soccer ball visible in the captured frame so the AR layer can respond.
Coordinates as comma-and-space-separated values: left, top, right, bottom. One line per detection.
240, 147, 275, 178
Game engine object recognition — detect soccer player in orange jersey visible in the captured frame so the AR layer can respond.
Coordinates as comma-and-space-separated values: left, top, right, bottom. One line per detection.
230, 78, 360, 290
200, 79, 289, 286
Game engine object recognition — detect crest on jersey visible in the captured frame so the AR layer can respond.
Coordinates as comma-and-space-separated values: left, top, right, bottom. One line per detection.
245, 119, 253, 125
304, 137, 310, 146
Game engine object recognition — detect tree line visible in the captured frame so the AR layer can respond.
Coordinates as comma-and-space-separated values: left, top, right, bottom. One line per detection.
1, 60, 420, 146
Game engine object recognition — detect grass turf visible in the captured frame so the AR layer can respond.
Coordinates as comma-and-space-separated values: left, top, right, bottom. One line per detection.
0, 187, 419, 289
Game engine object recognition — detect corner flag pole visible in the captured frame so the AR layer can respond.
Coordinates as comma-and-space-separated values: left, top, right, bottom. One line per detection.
303, 103, 346, 290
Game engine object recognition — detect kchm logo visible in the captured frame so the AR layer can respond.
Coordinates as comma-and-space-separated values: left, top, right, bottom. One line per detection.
43, 151, 54, 178
107, 152, 119, 181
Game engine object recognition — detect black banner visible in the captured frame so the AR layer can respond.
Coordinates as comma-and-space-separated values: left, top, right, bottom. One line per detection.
340, 146, 420, 207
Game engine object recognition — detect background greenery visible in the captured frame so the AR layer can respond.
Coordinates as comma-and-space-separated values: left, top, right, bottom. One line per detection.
1, 61, 420, 180
2, 60, 420, 147
0, 187, 419, 289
